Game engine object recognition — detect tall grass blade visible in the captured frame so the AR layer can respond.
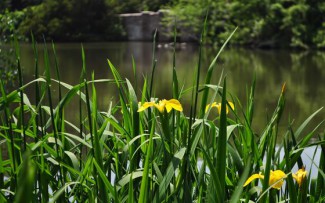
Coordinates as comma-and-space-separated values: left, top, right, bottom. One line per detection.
216, 78, 228, 202
78, 46, 86, 168
93, 159, 115, 200
52, 42, 62, 100
91, 72, 108, 202
0, 142, 3, 189
131, 56, 138, 92
284, 138, 297, 202
154, 147, 186, 202
14, 38, 26, 152
247, 75, 256, 125
139, 118, 155, 203
43, 39, 65, 195
32, 34, 47, 201
200, 146, 222, 203
149, 29, 157, 98
14, 151, 35, 203
295, 107, 323, 139
126, 79, 140, 171
192, 13, 208, 120
229, 156, 252, 203
199, 27, 238, 118
0, 81, 17, 195
128, 173, 134, 203
52, 42, 64, 138
172, 19, 179, 99
316, 133, 325, 199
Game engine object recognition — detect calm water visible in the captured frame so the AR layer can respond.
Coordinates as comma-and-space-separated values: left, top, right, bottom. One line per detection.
18, 42, 325, 135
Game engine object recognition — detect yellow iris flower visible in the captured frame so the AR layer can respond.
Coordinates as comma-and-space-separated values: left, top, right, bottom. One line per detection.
138, 99, 183, 113
292, 167, 307, 187
244, 170, 287, 190
205, 101, 234, 114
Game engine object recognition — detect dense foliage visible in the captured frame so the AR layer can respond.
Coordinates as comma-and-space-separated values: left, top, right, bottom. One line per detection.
0, 0, 125, 41
0, 45, 16, 88
166, 0, 325, 48
0, 0, 173, 42
1, 0, 325, 45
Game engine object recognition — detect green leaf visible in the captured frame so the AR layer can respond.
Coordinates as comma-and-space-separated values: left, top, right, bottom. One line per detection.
154, 147, 186, 202
63, 132, 92, 149
117, 171, 145, 189
295, 107, 323, 139
51, 182, 80, 203
199, 27, 237, 118
138, 118, 155, 203
201, 147, 222, 203
64, 151, 79, 170
93, 158, 115, 199
229, 156, 252, 203
227, 124, 241, 140
14, 151, 35, 203
215, 79, 228, 202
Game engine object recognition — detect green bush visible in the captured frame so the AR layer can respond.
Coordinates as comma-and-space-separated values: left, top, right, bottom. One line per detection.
18, 0, 122, 41
165, 0, 325, 49
2, 0, 124, 42
0, 9, 26, 42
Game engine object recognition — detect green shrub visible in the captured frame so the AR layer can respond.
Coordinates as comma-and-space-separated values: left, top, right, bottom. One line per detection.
165, 0, 325, 48
0, 9, 26, 42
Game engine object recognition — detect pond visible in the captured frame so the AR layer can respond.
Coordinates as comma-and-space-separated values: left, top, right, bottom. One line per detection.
18, 42, 324, 136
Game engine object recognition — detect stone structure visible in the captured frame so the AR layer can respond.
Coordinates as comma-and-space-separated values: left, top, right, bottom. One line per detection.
119, 11, 196, 42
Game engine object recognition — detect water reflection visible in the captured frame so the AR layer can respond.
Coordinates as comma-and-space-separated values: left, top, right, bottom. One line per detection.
18, 42, 324, 135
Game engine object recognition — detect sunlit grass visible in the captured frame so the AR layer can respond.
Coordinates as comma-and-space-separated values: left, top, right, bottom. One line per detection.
0, 31, 324, 203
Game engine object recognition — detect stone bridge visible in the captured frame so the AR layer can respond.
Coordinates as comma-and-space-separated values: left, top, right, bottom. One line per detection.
119, 11, 196, 42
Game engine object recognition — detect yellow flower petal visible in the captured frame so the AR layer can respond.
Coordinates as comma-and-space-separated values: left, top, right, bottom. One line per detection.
244, 170, 286, 189
216, 103, 222, 114
293, 167, 307, 187
269, 170, 286, 189
154, 99, 167, 113
205, 102, 219, 112
206, 101, 234, 114
137, 101, 155, 112
138, 99, 183, 113
165, 99, 183, 113
154, 99, 166, 113
227, 101, 235, 112
222, 101, 235, 114
244, 173, 264, 187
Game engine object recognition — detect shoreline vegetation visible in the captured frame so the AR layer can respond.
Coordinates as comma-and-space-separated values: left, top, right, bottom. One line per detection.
0, 0, 325, 49
0, 23, 324, 202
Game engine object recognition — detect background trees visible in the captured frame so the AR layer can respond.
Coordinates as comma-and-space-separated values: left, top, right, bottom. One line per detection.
0, 0, 124, 41
0, 0, 325, 48
166, 0, 325, 48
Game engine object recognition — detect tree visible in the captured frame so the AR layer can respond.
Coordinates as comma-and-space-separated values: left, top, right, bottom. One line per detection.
165, 0, 325, 48
16, 0, 123, 41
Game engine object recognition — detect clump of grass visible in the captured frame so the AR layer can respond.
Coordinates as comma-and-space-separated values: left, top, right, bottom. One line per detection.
0, 29, 324, 203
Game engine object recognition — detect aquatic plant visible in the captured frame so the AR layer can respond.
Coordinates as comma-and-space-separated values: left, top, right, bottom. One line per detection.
0, 30, 324, 203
